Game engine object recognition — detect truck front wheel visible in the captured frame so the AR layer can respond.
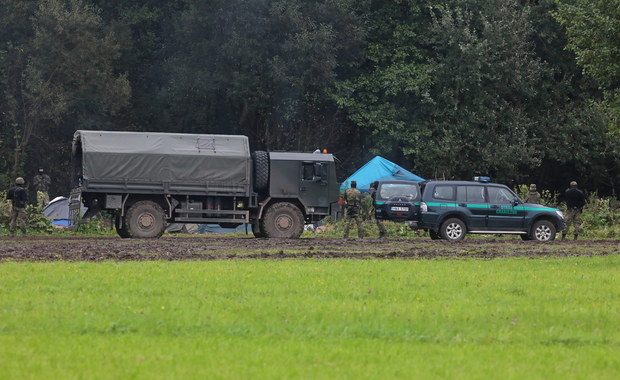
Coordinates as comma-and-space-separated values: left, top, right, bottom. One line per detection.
126, 201, 167, 238
260, 202, 304, 238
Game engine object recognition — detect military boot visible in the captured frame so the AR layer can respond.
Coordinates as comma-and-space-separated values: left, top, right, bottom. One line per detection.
574, 234, 578, 240
561, 232, 567, 240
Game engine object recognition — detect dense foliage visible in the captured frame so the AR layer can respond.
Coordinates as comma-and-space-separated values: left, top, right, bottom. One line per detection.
1, 0, 618, 197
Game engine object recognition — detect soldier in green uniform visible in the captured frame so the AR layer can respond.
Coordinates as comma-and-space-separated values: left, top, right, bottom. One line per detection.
343, 181, 365, 238
6, 177, 28, 236
523, 184, 541, 204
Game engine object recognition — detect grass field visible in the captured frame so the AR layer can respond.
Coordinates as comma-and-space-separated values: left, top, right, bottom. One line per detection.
1, 255, 619, 379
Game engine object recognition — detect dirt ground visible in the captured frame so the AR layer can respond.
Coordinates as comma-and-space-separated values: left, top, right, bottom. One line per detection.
0, 234, 618, 262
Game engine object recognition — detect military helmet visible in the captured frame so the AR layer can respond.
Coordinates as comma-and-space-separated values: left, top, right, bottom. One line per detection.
529, 184, 537, 191
570, 181, 577, 187
15, 177, 25, 185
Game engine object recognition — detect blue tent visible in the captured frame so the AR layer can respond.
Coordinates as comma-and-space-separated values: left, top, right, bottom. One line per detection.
340, 156, 425, 192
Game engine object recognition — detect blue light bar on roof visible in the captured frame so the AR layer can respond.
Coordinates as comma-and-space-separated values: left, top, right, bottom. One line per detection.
473, 176, 491, 182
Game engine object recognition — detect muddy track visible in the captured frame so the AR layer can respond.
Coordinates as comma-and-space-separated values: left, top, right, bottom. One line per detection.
0, 235, 618, 262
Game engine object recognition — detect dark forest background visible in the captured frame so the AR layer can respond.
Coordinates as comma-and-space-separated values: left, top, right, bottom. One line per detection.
1, 0, 618, 198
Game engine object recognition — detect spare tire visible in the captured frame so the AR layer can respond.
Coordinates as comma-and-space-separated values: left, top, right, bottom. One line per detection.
253, 151, 270, 192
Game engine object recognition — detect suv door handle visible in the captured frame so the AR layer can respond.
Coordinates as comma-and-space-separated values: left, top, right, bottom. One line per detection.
458, 203, 466, 207
490, 205, 499, 209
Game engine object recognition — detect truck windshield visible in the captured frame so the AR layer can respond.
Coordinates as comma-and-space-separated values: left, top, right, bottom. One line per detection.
377, 183, 419, 201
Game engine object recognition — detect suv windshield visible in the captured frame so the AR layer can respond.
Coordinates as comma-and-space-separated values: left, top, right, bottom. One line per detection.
377, 183, 420, 201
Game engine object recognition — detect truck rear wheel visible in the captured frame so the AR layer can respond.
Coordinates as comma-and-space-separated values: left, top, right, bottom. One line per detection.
125, 200, 166, 238
253, 151, 270, 192
114, 213, 130, 239
260, 202, 304, 238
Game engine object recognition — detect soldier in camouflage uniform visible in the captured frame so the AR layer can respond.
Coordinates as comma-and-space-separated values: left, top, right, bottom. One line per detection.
7, 177, 28, 236
563, 180, 586, 240
523, 184, 541, 204
33, 168, 51, 207
369, 181, 387, 238
343, 181, 365, 238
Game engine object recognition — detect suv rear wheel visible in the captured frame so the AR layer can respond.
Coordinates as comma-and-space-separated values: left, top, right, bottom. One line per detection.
530, 220, 556, 241
440, 218, 466, 241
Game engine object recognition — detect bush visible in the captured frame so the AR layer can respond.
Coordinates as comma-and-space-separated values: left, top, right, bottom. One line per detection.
0, 192, 55, 234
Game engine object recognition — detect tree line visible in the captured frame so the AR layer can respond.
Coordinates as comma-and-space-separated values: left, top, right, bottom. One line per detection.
1, 0, 618, 198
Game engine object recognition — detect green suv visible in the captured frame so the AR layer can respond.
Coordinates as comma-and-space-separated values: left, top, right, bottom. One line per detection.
418, 179, 564, 241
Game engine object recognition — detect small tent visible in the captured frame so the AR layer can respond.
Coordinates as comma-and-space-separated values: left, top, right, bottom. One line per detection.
340, 156, 424, 192
43, 196, 87, 227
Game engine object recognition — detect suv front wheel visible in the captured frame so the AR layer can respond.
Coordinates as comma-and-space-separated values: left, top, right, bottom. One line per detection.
440, 218, 466, 241
530, 220, 556, 241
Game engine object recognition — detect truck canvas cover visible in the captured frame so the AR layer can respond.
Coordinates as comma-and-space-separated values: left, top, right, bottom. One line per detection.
73, 130, 251, 195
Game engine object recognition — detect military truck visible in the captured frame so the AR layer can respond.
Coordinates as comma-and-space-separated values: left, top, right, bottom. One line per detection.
69, 130, 340, 238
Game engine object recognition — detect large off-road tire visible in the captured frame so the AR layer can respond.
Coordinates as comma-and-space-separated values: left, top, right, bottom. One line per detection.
125, 200, 167, 238
260, 202, 304, 239
429, 229, 441, 240
114, 213, 130, 239
530, 220, 556, 242
253, 151, 270, 193
440, 218, 466, 241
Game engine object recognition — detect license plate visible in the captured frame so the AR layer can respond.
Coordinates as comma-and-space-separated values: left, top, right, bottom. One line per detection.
391, 206, 409, 212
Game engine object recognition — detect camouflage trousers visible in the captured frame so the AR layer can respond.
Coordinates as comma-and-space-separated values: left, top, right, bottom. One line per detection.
343, 210, 365, 238
37, 191, 50, 208
564, 208, 583, 236
9, 207, 27, 235
375, 218, 387, 238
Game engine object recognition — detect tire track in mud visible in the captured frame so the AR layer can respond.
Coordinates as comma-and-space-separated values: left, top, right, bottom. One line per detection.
0, 236, 618, 262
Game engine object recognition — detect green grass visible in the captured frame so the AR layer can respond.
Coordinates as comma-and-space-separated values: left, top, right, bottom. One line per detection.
1, 256, 619, 379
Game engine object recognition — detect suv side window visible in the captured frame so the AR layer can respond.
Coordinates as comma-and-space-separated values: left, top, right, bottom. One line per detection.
467, 186, 486, 203
487, 186, 514, 204
433, 185, 455, 201
456, 185, 486, 203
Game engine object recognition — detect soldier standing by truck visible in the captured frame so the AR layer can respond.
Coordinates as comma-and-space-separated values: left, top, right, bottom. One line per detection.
343, 181, 365, 239
6, 177, 28, 236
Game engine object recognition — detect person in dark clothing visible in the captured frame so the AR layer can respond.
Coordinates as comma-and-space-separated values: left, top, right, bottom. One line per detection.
563, 181, 586, 240
369, 181, 387, 238
6, 177, 28, 236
